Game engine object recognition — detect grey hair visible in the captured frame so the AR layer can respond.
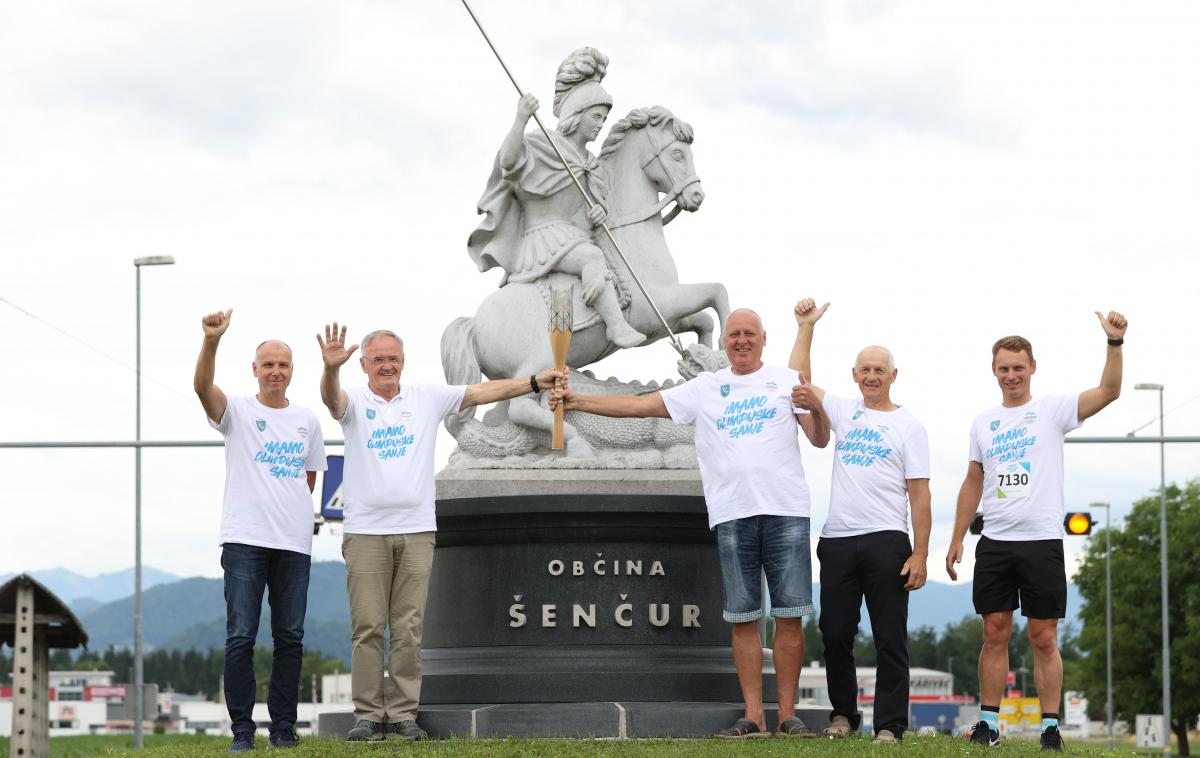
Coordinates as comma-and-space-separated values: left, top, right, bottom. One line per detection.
361, 330, 404, 354
855, 345, 895, 372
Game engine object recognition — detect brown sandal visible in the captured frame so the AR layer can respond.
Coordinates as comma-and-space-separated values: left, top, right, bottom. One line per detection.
715, 718, 770, 738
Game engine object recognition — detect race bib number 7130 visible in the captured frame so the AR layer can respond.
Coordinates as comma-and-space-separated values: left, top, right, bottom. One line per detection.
996, 461, 1031, 500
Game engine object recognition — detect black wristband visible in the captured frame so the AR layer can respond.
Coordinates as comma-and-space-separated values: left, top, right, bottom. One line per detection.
1107, 338, 1124, 346
529, 374, 539, 394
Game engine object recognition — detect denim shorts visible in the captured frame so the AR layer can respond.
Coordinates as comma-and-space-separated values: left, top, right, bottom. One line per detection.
714, 515, 814, 623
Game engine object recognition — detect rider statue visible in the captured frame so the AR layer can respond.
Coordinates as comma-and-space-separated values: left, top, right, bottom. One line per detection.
468, 47, 646, 349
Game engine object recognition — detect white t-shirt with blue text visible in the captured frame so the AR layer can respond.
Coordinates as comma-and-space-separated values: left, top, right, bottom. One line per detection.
660, 364, 812, 529
823, 394, 930, 538
339, 383, 466, 535
210, 395, 327, 555
969, 394, 1081, 541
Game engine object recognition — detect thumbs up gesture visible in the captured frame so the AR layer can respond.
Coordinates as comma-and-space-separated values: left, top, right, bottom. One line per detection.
201, 309, 233, 339
1095, 310, 1128, 341
791, 371, 821, 411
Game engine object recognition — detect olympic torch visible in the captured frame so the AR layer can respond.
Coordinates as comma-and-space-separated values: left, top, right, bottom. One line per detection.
548, 287, 573, 450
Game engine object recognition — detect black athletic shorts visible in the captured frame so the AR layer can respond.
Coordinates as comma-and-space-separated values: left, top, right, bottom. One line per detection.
972, 535, 1067, 619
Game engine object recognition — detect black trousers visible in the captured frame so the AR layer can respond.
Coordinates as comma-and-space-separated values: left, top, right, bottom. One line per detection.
817, 530, 911, 737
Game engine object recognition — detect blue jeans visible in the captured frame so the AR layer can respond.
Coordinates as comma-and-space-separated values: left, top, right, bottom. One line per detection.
221, 542, 310, 736
715, 515, 814, 622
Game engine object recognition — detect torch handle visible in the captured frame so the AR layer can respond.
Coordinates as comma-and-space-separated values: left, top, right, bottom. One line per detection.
549, 329, 572, 450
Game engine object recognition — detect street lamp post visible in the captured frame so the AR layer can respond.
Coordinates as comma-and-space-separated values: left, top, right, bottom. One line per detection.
1091, 501, 1113, 751
132, 255, 174, 750
1135, 382, 1169, 756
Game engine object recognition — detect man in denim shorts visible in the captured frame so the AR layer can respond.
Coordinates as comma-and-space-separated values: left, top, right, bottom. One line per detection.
551, 308, 830, 738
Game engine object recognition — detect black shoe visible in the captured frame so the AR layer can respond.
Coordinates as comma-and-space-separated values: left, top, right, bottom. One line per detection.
969, 721, 1000, 746
346, 719, 385, 742
229, 732, 255, 753
1040, 725, 1064, 752
386, 719, 428, 740
268, 727, 299, 748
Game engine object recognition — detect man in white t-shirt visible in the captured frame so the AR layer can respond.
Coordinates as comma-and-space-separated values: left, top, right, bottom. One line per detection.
787, 298, 931, 744
549, 308, 831, 739
946, 311, 1127, 752
316, 323, 562, 742
193, 308, 327, 753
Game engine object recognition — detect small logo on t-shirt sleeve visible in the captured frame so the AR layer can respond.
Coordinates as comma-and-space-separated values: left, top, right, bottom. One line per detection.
366, 409, 376, 420
990, 419, 1000, 432
255, 420, 266, 432
720, 384, 730, 397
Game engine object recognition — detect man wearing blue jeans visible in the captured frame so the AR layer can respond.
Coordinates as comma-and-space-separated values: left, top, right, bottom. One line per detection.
552, 308, 829, 738
195, 309, 327, 752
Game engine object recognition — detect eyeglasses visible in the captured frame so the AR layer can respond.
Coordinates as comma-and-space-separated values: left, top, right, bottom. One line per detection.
368, 356, 403, 366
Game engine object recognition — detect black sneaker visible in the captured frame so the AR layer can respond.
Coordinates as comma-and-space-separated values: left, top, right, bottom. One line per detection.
969, 721, 1000, 746
386, 719, 428, 740
346, 719, 385, 742
229, 732, 255, 753
1040, 725, 1064, 752
268, 727, 299, 748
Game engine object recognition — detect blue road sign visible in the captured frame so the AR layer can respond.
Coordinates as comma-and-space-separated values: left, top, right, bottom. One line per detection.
321, 454, 344, 521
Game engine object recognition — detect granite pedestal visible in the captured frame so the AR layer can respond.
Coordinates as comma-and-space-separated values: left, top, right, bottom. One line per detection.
342, 469, 833, 739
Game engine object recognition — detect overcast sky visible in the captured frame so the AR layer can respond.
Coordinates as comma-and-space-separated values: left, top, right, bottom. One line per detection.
2, 1, 1198, 585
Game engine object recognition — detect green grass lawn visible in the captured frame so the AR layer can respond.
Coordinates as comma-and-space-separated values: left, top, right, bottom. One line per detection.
0, 733, 1143, 757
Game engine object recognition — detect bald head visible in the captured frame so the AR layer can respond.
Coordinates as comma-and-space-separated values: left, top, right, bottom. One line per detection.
727, 308, 764, 331
855, 345, 894, 373
254, 339, 292, 363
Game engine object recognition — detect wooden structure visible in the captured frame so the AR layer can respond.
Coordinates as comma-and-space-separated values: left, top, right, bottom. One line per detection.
0, 575, 88, 758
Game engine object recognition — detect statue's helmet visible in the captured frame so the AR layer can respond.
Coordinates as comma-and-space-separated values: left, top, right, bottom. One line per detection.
552, 47, 612, 119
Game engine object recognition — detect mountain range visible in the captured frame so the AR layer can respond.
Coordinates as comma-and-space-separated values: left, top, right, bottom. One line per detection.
6, 564, 1083, 667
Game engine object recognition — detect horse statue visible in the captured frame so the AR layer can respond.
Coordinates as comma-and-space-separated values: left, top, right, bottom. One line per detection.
442, 105, 729, 457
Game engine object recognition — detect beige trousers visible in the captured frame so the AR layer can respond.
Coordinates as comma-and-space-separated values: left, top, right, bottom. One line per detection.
342, 531, 436, 723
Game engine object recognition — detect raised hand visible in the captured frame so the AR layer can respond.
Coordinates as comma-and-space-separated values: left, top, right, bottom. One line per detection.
316, 322, 359, 368
794, 298, 830, 327
791, 371, 821, 411
1095, 310, 1128, 341
201, 309, 233, 339
517, 93, 539, 120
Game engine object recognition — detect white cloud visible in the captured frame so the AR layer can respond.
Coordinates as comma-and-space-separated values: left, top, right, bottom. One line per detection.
2, 0, 1198, 586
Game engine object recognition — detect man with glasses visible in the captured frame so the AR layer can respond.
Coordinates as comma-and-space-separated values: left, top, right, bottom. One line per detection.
316, 323, 562, 741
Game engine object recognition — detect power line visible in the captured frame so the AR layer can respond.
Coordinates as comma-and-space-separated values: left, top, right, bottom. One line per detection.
1127, 392, 1200, 436
0, 294, 194, 405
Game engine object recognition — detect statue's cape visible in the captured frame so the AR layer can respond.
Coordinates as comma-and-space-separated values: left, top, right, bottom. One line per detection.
468, 130, 608, 283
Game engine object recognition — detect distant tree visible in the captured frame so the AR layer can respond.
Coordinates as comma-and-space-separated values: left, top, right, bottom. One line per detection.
1074, 480, 1200, 756
908, 626, 940, 670
803, 617, 822, 664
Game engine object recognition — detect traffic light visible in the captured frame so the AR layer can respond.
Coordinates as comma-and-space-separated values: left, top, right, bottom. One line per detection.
1064, 512, 1094, 535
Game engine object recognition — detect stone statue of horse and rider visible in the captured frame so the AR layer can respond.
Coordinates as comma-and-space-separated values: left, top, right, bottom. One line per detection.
441, 48, 729, 462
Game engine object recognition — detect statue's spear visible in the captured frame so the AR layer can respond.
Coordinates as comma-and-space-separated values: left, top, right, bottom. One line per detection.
459, 0, 686, 358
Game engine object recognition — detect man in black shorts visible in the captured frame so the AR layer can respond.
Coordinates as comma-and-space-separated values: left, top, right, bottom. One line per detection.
945, 310, 1127, 751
